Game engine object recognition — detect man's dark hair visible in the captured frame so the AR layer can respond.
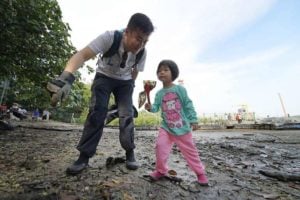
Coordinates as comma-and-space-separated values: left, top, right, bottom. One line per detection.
127, 13, 154, 34
157, 60, 179, 81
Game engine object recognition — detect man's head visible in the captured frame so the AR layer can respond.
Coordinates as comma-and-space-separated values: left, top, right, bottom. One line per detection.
127, 13, 154, 34
124, 13, 154, 53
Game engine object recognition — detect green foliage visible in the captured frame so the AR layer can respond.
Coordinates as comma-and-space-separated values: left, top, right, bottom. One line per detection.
199, 116, 226, 125
0, 0, 93, 119
76, 107, 89, 124
72, 83, 91, 123
5, 79, 51, 109
106, 110, 161, 127
0, 0, 75, 81
135, 110, 161, 126
50, 81, 91, 122
0, 0, 74, 107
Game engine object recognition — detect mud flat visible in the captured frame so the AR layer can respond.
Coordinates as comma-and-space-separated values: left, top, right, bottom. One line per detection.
0, 121, 299, 199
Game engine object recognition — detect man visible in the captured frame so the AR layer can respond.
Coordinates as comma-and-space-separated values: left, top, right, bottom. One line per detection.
47, 13, 154, 175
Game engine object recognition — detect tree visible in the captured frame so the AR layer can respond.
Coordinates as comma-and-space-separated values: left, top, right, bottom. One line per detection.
0, 0, 90, 112
0, 0, 75, 81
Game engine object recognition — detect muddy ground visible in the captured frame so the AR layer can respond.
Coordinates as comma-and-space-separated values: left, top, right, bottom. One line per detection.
0, 120, 299, 200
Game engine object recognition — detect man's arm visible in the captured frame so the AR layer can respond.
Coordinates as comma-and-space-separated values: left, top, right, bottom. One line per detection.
47, 46, 97, 107
65, 46, 96, 73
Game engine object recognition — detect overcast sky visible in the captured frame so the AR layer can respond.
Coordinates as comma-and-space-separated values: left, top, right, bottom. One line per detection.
57, 0, 300, 118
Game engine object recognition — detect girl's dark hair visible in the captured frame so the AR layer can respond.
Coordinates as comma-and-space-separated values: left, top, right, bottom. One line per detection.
157, 60, 179, 81
127, 13, 154, 34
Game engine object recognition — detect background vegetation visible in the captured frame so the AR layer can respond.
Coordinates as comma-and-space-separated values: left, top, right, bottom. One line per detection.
0, 0, 204, 126
0, 0, 92, 120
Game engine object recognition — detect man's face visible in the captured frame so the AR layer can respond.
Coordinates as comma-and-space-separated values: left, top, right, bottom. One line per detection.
124, 28, 150, 53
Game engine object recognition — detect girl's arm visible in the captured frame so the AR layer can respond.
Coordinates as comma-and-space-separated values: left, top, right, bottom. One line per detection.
145, 91, 161, 113
180, 87, 198, 123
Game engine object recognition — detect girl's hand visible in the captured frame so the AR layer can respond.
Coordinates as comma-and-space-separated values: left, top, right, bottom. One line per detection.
191, 123, 199, 131
144, 103, 151, 111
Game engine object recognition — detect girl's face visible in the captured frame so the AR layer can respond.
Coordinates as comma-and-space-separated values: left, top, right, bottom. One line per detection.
123, 28, 150, 53
157, 65, 173, 86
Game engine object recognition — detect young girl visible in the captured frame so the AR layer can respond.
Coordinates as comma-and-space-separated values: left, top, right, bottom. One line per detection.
145, 59, 208, 186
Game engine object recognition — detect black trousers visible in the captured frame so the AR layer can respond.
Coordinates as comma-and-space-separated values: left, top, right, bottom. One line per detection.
77, 73, 135, 157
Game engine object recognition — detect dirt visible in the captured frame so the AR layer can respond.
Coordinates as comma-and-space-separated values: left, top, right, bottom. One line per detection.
0, 120, 299, 200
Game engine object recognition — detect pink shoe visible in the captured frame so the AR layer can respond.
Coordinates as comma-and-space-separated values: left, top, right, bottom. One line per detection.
149, 171, 165, 181
197, 174, 209, 186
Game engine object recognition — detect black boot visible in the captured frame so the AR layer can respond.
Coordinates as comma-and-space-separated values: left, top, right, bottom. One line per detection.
66, 153, 89, 175
125, 150, 139, 170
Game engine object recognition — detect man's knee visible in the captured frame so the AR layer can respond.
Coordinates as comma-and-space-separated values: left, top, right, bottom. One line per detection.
119, 115, 134, 127
88, 108, 107, 125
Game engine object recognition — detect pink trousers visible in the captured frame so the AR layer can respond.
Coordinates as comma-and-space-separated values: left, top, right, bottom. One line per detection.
154, 128, 206, 176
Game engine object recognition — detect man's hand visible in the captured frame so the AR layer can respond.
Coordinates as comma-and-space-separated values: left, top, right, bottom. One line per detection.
47, 71, 75, 107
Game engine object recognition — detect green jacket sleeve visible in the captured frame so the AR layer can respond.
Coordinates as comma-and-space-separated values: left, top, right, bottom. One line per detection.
180, 86, 198, 123
150, 91, 161, 113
